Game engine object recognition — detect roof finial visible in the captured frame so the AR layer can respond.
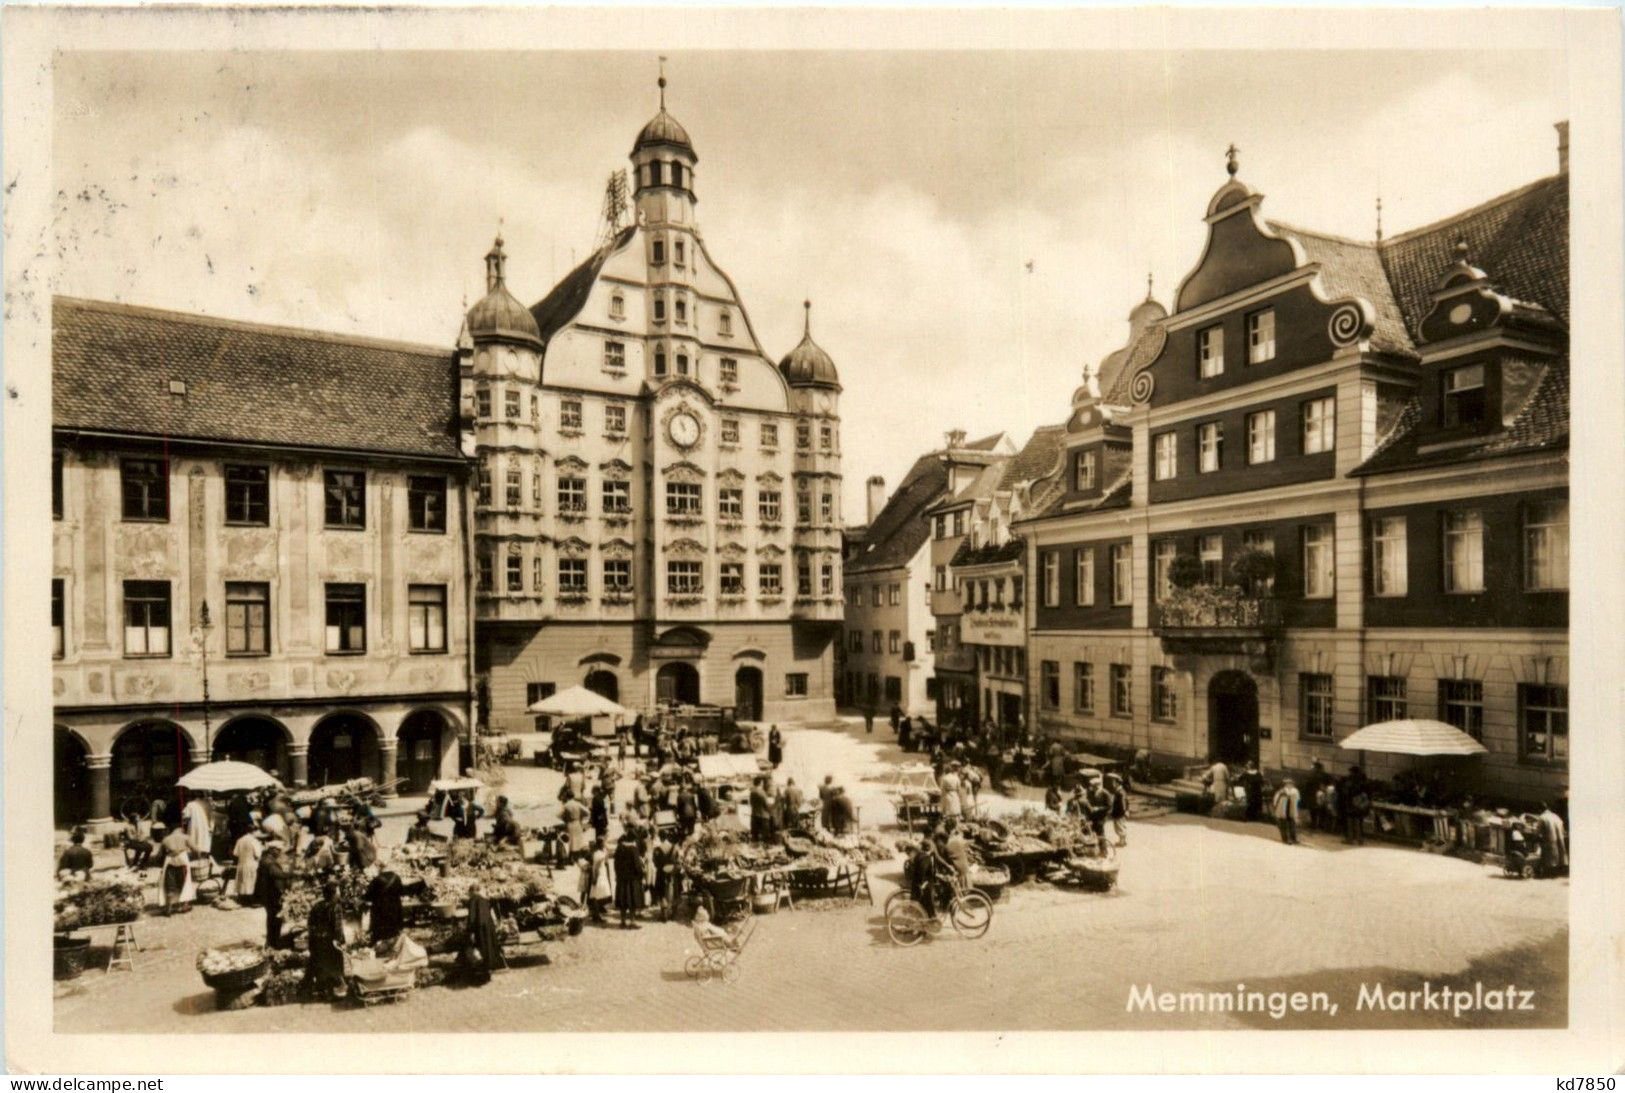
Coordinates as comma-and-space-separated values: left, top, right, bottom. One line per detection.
803, 299, 812, 337
484, 230, 507, 293
1225, 143, 1239, 178
658, 55, 668, 111
1375, 196, 1383, 242
1145, 272, 1154, 301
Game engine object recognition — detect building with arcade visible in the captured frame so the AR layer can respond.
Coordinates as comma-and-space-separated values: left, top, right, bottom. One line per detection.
51, 298, 477, 827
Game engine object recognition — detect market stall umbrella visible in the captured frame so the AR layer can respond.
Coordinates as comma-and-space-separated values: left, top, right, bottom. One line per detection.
526, 684, 631, 720
1338, 719, 1489, 757
176, 760, 283, 793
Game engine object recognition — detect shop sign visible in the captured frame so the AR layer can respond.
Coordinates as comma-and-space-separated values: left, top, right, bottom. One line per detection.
962, 610, 1025, 647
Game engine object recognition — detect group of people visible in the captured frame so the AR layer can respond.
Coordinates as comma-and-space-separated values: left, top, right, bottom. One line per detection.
1044, 771, 1130, 846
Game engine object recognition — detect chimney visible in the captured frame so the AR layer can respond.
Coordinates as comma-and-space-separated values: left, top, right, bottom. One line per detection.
1555, 120, 1569, 174
944, 428, 967, 450
866, 475, 886, 525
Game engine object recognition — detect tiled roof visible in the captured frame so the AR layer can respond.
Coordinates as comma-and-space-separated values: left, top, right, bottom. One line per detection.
1268, 223, 1413, 355
997, 424, 1066, 491
846, 452, 948, 574
963, 432, 1007, 452
1352, 356, 1569, 475
530, 226, 637, 346
950, 537, 1025, 568
1380, 174, 1568, 339
52, 297, 463, 460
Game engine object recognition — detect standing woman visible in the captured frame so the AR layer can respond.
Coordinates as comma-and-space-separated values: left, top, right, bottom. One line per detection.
159, 823, 196, 914
587, 836, 614, 923
612, 835, 646, 929
767, 725, 784, 769
233, 826, 264, 905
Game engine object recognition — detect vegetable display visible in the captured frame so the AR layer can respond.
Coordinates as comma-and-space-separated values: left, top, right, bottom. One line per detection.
54, 875, 143, 932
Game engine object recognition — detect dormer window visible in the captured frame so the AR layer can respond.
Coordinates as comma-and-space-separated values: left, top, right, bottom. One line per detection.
609, 294, 625, 321
1443, 363, 1487, 427
720, 310, 733, 336
652, 239, 666, 265
1247, 309, 1276, 364
1198, 325, 1225, 378
1074, 450, 1096, 490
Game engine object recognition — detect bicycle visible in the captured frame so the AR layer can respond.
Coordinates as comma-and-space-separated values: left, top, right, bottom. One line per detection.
885, 871, 992, 946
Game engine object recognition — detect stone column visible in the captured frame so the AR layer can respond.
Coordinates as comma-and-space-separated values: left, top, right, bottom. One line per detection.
378, 739, 399, 796
190, 746, 212, 770
86, 754, 114, 826
288, 745, 309, 788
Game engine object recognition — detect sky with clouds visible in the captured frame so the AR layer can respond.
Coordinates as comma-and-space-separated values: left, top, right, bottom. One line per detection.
54, 49, 1567, 510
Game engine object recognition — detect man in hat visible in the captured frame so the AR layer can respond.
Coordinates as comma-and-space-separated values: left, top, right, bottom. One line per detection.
1105, 773, 1130, 847
1271, 778, 1301, 845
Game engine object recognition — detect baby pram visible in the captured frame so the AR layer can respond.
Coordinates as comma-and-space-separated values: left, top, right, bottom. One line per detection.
1501, 815, 1565, 879
684, 918, 756, 984
343, 933, 428, 1005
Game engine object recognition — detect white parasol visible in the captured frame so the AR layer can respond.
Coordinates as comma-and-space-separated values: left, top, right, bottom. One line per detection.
1338, 719, 1489, 757
526, 684, 631, 721
176, 760, 283, 793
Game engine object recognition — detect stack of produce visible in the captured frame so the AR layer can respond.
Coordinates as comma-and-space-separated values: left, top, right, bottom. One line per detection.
197, 942, 270, 1009
279, 866, 369, 923
54, 874, 144, 933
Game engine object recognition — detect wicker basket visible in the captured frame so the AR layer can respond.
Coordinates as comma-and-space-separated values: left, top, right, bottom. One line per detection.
201, 957, 269, 992
53, 935, 91, 980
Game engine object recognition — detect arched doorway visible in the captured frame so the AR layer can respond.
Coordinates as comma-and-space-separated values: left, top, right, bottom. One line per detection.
397, 711, 448, 795
112, 721, 193, 820
308, 713, 379, 787
55, 728, 91, 827
1208, 671, 1260, 765
212, 717, 289, 781
584, 669, 619, 703
656, 661, 701, 706
734, 666, 763, 721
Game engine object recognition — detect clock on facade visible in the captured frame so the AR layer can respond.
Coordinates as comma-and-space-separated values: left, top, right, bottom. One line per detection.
668, 411, 701, 448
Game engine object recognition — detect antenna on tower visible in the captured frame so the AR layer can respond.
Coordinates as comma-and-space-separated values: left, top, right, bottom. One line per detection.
595, 169, 630, 251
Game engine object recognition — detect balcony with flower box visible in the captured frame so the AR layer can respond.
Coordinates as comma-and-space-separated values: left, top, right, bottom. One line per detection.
1153, 584, 1282, 668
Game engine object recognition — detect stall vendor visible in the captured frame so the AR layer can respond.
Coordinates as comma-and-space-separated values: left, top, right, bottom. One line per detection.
255, 839, 292, 948
159, 824, 196, 913
57, 829, 95, 877
303, 881, 347, 997
366, 869, 405, 944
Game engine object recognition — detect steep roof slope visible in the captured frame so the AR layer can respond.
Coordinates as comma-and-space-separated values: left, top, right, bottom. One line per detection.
53, 297, 463, 460
846, 452, 948, 574
529, 226, 637, 345
1380, 174, 1568, 337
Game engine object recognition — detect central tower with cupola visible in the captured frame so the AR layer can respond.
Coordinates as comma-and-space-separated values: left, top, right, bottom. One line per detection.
469, 67, 843, 733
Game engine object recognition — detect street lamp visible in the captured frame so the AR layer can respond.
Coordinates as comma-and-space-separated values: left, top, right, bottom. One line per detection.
194, 600, 214, 757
